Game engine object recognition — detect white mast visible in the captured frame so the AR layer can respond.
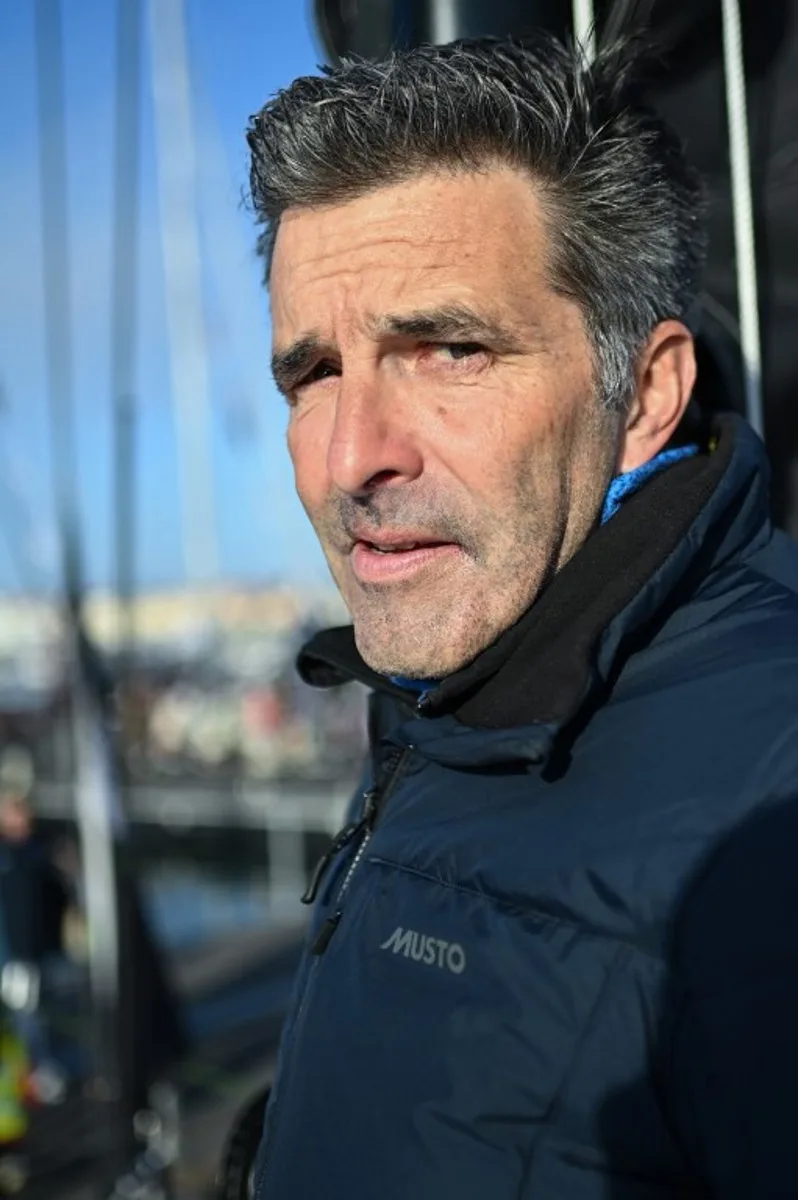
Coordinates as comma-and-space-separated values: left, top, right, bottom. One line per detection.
572, 0, 596, 62
721, 0, 765, 438
148, 0, 218, 585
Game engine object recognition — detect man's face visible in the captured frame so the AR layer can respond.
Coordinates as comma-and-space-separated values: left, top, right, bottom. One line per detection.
270, 168, 621, 678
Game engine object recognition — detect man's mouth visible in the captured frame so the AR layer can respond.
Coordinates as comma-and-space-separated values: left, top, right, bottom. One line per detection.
350, 535, 461, 583
361, 539, 444, 554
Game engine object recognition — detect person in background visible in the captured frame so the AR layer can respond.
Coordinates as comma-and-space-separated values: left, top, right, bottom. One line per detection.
242, 28, 798, 1200
0, 788, 76, 1103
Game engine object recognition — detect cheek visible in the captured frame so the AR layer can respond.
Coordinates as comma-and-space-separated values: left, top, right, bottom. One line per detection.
473, 404, 580, 525
287, 414, 330, 513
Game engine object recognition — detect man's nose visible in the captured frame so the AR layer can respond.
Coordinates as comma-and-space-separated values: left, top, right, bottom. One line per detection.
326, 374, 423, 496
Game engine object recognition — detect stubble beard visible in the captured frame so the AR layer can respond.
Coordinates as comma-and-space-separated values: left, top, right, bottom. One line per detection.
310, 414, 613, 679
328, 507, 564, 679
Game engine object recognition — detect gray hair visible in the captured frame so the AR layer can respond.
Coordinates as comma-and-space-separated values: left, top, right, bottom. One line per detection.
247, 35, 707, 411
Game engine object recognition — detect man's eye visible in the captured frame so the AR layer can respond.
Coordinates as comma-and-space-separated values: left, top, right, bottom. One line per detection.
438, 342, 485, 360
418, 342, 491, 376
297, 361, 340, 389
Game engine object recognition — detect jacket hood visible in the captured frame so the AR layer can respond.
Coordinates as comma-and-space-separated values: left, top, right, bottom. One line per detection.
297, 413, 771, 733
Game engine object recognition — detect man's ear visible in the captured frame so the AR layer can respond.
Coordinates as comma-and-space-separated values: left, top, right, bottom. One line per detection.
619, 320, 697, 474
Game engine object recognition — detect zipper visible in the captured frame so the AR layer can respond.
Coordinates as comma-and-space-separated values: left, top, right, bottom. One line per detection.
309, 747, 410, 955
300, 813, 370, 905
254, 746, 411, 1197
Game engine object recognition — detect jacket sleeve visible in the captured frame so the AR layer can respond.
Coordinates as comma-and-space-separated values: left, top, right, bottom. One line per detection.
666, 794, 798, 1198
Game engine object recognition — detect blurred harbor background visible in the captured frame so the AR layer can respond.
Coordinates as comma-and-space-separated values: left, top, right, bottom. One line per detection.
0, 1, 367, 1194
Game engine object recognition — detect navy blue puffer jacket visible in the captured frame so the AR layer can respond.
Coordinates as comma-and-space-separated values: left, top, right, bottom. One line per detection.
254, 414, 798, 1199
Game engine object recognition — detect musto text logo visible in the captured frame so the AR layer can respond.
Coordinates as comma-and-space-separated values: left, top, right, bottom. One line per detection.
379, 926, 466, 974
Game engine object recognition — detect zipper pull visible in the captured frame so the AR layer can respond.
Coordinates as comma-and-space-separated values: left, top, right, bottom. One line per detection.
311, 911, 341, 955
361, 787, 379, 828
300, 789, 378, 906
301, 819, 362, 905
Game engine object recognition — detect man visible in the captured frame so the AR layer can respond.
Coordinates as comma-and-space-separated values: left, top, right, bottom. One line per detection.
245, 33, 798, 1199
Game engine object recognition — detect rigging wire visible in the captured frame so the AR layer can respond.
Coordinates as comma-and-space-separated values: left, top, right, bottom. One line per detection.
112, 0, 143, 663
34, 1, 133, 1186
721, 0, 765, 437
572, 0, 596, 60
33, 0, 81, 601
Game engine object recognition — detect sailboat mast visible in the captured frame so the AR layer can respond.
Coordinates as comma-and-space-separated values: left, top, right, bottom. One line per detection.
148, 0, 218, 587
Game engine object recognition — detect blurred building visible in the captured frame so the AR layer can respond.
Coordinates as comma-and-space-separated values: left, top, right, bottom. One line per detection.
0, 585, 367, 793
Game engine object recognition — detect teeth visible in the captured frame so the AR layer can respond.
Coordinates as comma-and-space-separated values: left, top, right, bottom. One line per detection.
371, 542, 418, 553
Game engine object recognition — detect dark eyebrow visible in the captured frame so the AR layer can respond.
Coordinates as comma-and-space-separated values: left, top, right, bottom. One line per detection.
271, 304, 526, 394
373, 304, 525, 353
271, 334, 325, 395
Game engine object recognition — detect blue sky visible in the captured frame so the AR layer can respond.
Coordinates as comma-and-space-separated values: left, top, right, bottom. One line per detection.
0, 0, 330, 594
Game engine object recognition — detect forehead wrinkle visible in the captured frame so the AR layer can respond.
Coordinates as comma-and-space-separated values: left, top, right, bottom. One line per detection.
271, 176, 562, 362
281, 227, 440, 279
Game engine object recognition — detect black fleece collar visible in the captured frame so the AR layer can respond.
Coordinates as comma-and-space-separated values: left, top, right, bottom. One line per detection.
297, 414, 769, 731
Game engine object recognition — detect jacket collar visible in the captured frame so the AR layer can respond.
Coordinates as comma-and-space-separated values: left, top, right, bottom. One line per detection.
297, 414, 770, 733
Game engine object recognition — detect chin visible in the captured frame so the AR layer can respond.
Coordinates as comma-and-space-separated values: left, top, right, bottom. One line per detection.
353, 622, 481, 681
353, 629, 435, 679
350, 585, 510, 679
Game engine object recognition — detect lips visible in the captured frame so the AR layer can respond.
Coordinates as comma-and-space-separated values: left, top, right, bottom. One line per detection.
349, 525, 450, 551
350, 536, 461, 584
361, 538, 444, 554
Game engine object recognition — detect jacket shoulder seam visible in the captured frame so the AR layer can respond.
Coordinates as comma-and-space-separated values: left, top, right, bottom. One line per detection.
735, 560, 798, 608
